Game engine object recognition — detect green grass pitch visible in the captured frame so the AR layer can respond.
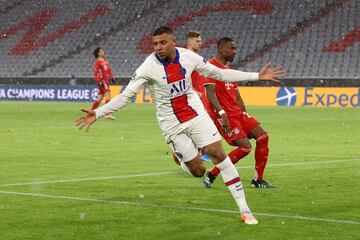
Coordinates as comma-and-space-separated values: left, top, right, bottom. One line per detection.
0, 101, 359, 240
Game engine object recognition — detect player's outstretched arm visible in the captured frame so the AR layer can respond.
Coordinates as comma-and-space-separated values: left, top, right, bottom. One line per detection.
193, 51, 285, 83
259, 62, 285, 82
75, 109, 96, 132
94, 69, 148, 118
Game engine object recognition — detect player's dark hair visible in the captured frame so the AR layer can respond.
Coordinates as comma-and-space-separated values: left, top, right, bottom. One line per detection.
152, 26, 174, 36
93, 47, 101, 58
186, 30, 201, 40
217, 37, 234, 47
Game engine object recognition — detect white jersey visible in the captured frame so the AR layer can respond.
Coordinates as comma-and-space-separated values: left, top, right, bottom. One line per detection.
94, 47, 259, 141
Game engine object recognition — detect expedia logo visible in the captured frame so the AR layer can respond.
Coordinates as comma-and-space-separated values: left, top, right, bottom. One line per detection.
276, 87, 297, 106
303, 87, 360, 107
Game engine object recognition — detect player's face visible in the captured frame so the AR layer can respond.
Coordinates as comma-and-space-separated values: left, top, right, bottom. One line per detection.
98, 49, 105, 58
220, 41, 237, 62
187, 36, 202, 52
152, 33, 176, 60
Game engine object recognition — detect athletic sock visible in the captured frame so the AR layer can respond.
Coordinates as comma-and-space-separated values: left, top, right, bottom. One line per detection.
209, 147, 251, 177
254, 133, 269, 181
216, 156, 250, 213
209, 165, 221, 176
229, 147, 251, 164
91, 100, 100, 110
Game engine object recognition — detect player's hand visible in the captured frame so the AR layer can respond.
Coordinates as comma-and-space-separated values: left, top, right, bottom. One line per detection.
259, 62, 285, 82
75, 109, 97, 132
219, 114, 231, 134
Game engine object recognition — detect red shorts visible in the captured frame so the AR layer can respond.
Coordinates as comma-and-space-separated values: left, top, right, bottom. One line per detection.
210, 111, 259, 146
97, 80, 110, 95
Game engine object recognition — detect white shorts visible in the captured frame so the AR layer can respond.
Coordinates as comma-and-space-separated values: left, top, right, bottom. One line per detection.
167, 114, 221, 162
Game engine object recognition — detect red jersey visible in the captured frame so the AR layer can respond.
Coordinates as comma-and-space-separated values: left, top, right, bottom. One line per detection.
191, 71, 210, 109
93, 59, 114, 82
204, 58, 242, 117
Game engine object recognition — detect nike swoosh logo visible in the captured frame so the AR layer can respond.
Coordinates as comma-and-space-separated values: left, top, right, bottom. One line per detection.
162, 74, 172, 79
212, 132, 218, 136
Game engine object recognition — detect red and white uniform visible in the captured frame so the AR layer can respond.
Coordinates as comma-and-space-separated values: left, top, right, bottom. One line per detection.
94, 48, 259, 161
204, 58, 260, 146
93, 59, 114, 94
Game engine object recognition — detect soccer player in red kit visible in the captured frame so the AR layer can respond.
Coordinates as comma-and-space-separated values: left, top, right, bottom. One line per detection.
185, 30, 210, 109
172, 30, 210, 169
187, 30, 213, 162
203, 37, 276, 188
92, 47, 115, 120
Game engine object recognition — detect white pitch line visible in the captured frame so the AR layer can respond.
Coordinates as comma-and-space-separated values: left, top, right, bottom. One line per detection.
0, 190, 358, 225
0, 171, 179, 187
0, 158, 359, 187
236, 158, 360, 169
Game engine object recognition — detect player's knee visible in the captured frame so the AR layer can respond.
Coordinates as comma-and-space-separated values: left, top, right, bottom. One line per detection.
256, 132, 269, 144
234, 138, 252, 149
252, 126, 266, 139
245, 141, 252, 150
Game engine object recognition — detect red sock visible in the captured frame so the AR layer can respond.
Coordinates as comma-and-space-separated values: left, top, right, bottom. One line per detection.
254, 133, 269, 181
91, 100, 100, 110
105, 99, 110, 104
209, 147, 251, 177
229, 147, 251, 164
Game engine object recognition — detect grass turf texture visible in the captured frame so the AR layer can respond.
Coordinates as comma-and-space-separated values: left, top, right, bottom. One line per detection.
0, 101, 359, 240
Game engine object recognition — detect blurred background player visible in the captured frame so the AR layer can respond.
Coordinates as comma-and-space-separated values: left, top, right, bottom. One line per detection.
203, 37, 276, 188
172, 30, 210, 167
185, 30, 209, 108
92, 47, 116, 120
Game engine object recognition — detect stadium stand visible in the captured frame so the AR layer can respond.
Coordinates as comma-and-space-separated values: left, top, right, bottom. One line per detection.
0, 0, 24, 13
245, 0, 360, 78
0, 0, 359, 79
0, 0, 158, 77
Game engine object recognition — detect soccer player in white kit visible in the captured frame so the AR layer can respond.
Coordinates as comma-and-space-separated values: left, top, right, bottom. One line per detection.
76, 27, 284, 224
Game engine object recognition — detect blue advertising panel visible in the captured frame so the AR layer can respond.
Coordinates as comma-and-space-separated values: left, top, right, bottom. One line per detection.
0, 85, 99, 102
